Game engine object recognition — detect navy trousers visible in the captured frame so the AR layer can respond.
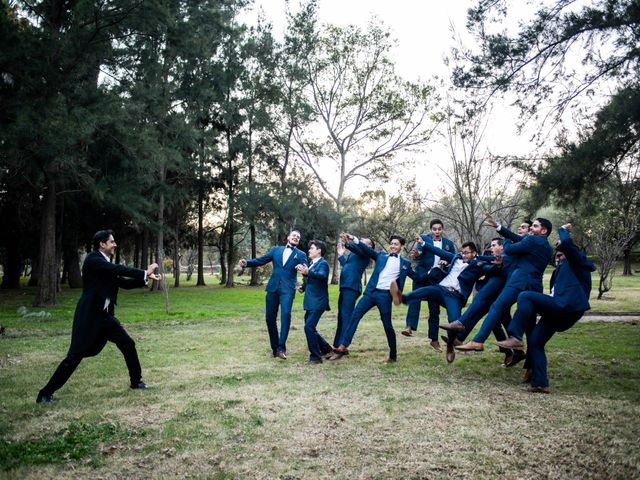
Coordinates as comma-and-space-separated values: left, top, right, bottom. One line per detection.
509, 291, 584, 388
405, 278, 441, 340
471, 283, 541, 343
339, 289, 397, 359
265, 286, 296, 355
403, 285, 465, 344
304, 310, 332, 361
457, 280, 510, 342
335, 288, 360, 347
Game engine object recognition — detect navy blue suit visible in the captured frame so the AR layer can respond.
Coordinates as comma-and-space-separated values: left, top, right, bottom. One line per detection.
300, 258, 333, 361
246, 245, 307, 355
403, 244, 494, 336
508, 227, 595, 388
335, 248, 369, 347
406, 235, 456, 340
338, 240, 415, 360
457, 253, 515, 342
471, 233, 552, 344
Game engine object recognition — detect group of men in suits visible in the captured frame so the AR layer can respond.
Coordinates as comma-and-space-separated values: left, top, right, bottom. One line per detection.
37, 217, 593, 403
242, 216, 593, 394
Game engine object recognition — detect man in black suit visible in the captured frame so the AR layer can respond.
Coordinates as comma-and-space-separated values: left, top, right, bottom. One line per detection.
36, 230, 161, 404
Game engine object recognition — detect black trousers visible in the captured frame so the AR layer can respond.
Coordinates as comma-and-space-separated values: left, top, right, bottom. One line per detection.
40, 314, 142, 395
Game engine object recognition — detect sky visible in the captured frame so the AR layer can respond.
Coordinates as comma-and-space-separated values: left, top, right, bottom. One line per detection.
243, 1, 551, 194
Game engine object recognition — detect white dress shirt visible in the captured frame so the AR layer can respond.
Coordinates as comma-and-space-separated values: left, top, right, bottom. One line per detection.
439, 259, 468, 294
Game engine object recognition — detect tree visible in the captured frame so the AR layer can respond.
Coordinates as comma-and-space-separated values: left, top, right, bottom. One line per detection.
453, 0, 640, 131
427, 100, 526, 249
294, 19, 442, 281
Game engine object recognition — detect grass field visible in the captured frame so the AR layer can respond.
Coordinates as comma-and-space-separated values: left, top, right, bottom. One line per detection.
1, 267, 639, 479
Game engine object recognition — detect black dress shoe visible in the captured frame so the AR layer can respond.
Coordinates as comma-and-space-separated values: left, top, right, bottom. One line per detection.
36, 391, 53, 404
131, 381, 150, 389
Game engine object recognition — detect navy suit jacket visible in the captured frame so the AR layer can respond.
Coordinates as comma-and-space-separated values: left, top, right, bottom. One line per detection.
300, 258, 331, 311
338, 249, 369, 294
415, 234, 456, 278
497, 225, 525, 243
550, 227, 596, 312
421, 243, 493, 304
246, 246, 307, 292
347, 240, 415, 295
503, 235, 553, 291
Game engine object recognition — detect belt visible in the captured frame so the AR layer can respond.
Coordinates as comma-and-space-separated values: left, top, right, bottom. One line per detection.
445, 286, 462, 296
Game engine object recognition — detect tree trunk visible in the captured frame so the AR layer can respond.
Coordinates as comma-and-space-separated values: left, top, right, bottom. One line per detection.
34, 179, 58, 307
249, 224, 259, 286
196, 177, 206, 286
28, 257, 39, 287
225, 133, 235, 288
173, 210, 180, 287
63, 244, 83, 288
1, 237, 22, 289
622, 248, 633, 276
141, 229, 149, 270
151, 167, 165, 291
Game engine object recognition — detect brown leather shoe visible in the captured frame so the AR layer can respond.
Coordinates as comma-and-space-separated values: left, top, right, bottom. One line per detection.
384, 357, 397, 364
440, 320, 465, 333
390, 281, 403, 306
446, 344, 455, 363
496, 337, 524, 350
401, 326, 414, 337
522, 369, 533, 384
275, 351, 287, 359
527, 386, 550, 394
505, 349, 526, 367
430, 340, 442, 353
455, 341, 484, 352
440, 335, 461, 347
307, 359, 322, 365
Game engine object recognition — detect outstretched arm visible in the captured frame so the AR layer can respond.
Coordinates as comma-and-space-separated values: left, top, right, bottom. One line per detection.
242, 248, 275, 268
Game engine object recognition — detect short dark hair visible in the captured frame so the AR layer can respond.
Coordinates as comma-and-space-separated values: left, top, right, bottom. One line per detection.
308, 239, 327, 257
536, 217, 553, 236
92, 230, 114, 250
389, 235, 406, 246
430, 219, 444, 229
362, 237, 375, 249
491, 237, 503, 245
461, 241, 477, 252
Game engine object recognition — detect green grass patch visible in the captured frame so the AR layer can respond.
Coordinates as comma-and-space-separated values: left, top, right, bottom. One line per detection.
0, 421, 144, 471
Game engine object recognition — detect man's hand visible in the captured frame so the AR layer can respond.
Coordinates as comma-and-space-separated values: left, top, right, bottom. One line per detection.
337, 243, 346, 257
409, 248, 420, 259
146, 263, 159, 277
484, 212, 498, 228
493, 254, 503, 266
561, 223, 573, 232
296, 264, 309, 275
148, 273, 162, 281
239, 259, 247, 268
414, 234, 425, 245
340, 232, 353, 244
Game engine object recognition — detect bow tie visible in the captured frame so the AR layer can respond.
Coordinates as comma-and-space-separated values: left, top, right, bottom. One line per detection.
286, 245, 294, 249
389, 253, 398, 258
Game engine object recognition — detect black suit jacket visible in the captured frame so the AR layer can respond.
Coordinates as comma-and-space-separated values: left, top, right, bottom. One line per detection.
68, 251, 146, 356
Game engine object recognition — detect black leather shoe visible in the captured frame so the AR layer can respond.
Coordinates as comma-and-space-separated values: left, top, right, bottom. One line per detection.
36, 391, 53, 404
130, 381, 149, 389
